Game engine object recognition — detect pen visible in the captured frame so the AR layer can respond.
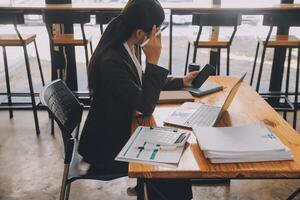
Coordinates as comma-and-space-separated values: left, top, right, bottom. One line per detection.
135, 145, 178, 151
140, 24, 168, 48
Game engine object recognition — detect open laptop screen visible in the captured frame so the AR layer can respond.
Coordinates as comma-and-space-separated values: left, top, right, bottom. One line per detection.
214, 73, 246, 124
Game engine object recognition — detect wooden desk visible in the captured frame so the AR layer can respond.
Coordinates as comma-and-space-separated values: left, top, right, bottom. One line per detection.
0, 2, 299, 13
129, 76, 300, 179
1, 2, 299, 97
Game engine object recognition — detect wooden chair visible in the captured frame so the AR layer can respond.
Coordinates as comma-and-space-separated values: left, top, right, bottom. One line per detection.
43, 11, 93, 78
95, 11, 120, 34
250, 13, 300, 128
0, 11, 45, 135
185, 13, 241, 75
40, 79, 126, 200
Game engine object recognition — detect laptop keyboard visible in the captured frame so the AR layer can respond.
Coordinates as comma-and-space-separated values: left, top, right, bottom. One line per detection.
184, 105, 221, 127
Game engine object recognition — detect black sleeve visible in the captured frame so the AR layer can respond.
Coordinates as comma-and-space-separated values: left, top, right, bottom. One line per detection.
163, 77, 184, 91
100, 59, 169, 115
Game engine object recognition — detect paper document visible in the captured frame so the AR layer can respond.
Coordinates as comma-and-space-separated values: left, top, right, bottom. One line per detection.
115, 126, 190, 168
193, 123, 293, 163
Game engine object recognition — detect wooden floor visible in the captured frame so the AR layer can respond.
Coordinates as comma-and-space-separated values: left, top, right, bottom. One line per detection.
1, 110, 300, 200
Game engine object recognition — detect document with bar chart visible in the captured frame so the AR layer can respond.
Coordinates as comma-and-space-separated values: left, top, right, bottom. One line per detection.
115, 126, 190, 168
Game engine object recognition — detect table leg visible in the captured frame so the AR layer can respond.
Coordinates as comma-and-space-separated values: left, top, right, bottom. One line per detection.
268, 46, 287, 106
168, 10, 173, 74
268, 0, 293, 106
46, 0, 77, 91
209, 0, 221, 75
65, 46, 77, 91
137, 178, 146, 200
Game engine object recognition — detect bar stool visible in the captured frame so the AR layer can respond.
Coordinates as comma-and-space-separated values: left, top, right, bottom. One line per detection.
95, 11, 120, 34
43, 11, 93, 135
43, 11, 92, 79
250, 13, 300, 129
0, 11, 45, 135
185, 13, 241, 75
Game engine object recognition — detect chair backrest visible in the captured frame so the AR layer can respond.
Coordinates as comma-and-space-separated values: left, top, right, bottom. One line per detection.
95, 11, 120, 25
43, 10, 90, 24
0, 11, 25, 24
263, 14, 300, 27
192, 13, 241, 27
40, 79, 83, 151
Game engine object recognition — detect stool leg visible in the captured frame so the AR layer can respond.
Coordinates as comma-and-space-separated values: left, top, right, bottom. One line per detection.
192, 45, 198, 63
287, 188, 300, 200
284, 48, 292, 120
293, 47, 300, 129
251, 42, 260, 86
22, 44, 40, 135
2, 46, 13, 118
184, 42, 191, 75
84, 44, 90, 91
226, 46, 230, 76
33, 39, 45, 86
256, 45, 267, 92
217, 48, 221, 75
84, 44, 89, 69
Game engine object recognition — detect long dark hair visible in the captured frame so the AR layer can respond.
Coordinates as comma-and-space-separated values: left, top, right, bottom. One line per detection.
88, 0, 165, 91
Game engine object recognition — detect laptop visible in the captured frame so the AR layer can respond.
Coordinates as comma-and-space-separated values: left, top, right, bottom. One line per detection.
163, 73, 246, 129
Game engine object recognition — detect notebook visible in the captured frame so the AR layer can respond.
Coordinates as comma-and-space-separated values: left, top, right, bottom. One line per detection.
158, 90, 195, 104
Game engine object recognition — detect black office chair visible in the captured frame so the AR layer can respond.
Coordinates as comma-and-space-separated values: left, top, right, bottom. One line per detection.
250, 14, 300, 129
43, 11, 93, 79
185, 13, 241, 75
40, 79, 126, 200
95, 11, 120, 34
0, 11, 45, 135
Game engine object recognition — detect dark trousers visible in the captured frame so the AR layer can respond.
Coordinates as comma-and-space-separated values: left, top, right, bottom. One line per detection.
87, 160, 193, 200
136, 178, 192, 200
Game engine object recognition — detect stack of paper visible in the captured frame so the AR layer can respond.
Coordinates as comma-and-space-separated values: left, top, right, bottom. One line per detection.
193, 123, 293, 163
115, 126, 189, 168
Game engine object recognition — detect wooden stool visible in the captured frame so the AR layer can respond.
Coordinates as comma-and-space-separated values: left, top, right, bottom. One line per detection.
250, 13, 300, 129
0, 11, 45, 135
185, 13, 241, 75
43, 11, 93, 79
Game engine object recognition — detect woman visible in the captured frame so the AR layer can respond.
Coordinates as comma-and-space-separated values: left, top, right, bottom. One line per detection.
78, 0, 198, 199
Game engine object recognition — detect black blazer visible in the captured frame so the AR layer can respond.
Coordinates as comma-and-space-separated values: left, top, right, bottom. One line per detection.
78, 45, 183, 166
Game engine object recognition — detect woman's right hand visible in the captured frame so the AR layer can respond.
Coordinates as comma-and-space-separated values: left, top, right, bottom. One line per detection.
141, 25, 162, 65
